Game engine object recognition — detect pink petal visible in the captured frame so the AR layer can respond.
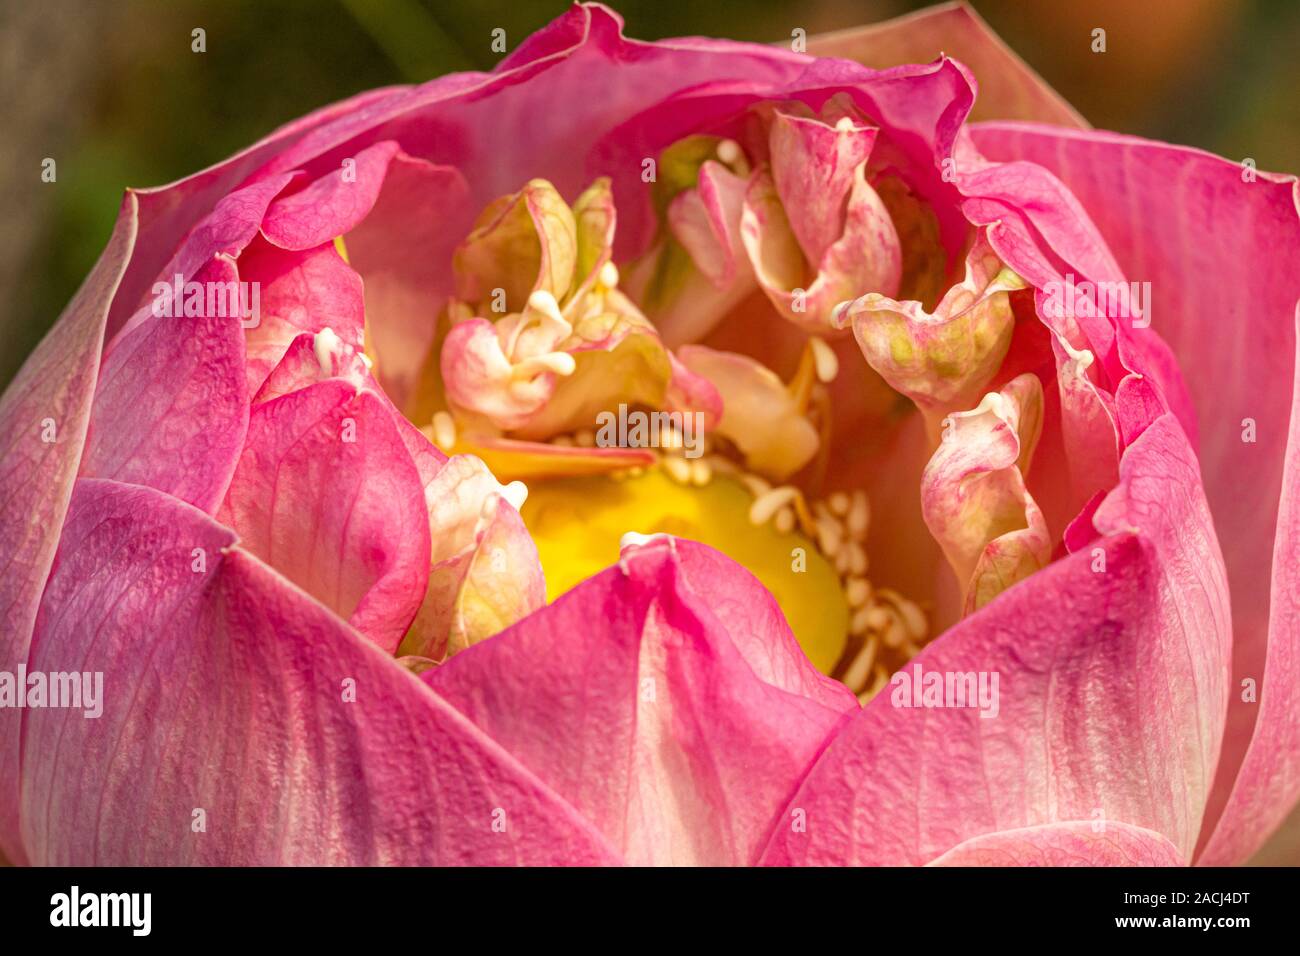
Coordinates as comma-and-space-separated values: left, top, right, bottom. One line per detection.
665, 350, 723, 431
218, 380, 430, 654
109, 173, 298, 346
969, 121, 1300, 862
253, 332, 374, 406
425, 537, 856, 865
929, 821, 1184, 866
1050, 330, 1120, 510
677, 344, 819, 480
841, 232, 1025, 430
261, 140, 402, 251
1199, 309, 1300, 865
666, 159, 748, 290
345, 154, 473, 409
768, 109, 877, 266
104, 83, 412, 341
441, 317, 553, 429
454, 178, 577, 308
742, 164, 902, 332
920, 374, 1050, 614
402, 454, 545, 661
80, 255, 249, 513
952, 134, 1195, 445
0, 196, 137, 865
19, 478, 618, 865
807, 2, 1087, 127
762, 413, 1229, 865
238, 237, 366, 395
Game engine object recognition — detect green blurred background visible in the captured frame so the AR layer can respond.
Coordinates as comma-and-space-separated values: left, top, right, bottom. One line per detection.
1, 0, 1296, 391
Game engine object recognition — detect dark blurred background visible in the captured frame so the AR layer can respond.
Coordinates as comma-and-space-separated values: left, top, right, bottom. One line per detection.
1, 0, 1296, 389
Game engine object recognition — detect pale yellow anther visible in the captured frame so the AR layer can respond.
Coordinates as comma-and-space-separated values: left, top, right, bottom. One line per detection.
815, 514, 843, 557
847, 491, 869, 538
512, 351, 576, 379
525, 289, 572, 340
716, 138, 743, 166
845, 577, 871, 607
749, 485, 800, 525
313, 327, 343, 375
880, 615, 907, 649
774, 507, 796, 534
1058, 334, 1095, 378
500, 480, 529, 511
431, 411, 457, 451
850, 606, 874, 636
689, 458, 712, 486
598, 260, 620, 289
663, 456, 693, 484
808, 336, 839, 383
841, 634, 878, 690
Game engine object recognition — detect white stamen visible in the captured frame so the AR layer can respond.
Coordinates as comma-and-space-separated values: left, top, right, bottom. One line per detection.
847, 491, 869, 539
689, 458, 712, 486
512, 289, 573, 355
845, 577, 871, 607
313, 327, 343, 375
972, 390, 1012, 422
1058, 334, 1095, 376
834, 116, 857, 133
527, 288, 562, 320
850, 606, 874, 636
716, 139, 743, 166
749, 486, 800, 525
879, 588, 927, 639
598, 260, 620, 289
881, 616, 907, 649
841, 634, 878, 691
809, 336, 839, 383
663, 456, 692, 484
815, 514, 843, 557
499, 480, 529, 512
620, 530, 671, 551
432, 411, 457, 450
513, 351, 576, 378
774, 507, 796, 534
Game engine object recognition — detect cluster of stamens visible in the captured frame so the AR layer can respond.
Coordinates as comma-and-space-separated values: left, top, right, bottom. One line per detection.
543, 412, 930, 703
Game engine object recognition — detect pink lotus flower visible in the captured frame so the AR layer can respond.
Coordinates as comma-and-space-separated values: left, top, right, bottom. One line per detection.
1, 2, 1297, 866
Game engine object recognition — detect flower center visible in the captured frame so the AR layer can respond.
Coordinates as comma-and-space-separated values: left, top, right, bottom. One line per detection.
519, 465, 851, 673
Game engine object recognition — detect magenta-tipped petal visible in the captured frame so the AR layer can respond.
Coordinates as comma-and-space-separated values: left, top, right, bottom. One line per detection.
928, 821, 1184, 866
426, 537, 856, 865
762, 414, 1228, 866
20, 478, 618, 865
0, 196, 138, 865
218, 380, 430, 654
81, 255, 249, 513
